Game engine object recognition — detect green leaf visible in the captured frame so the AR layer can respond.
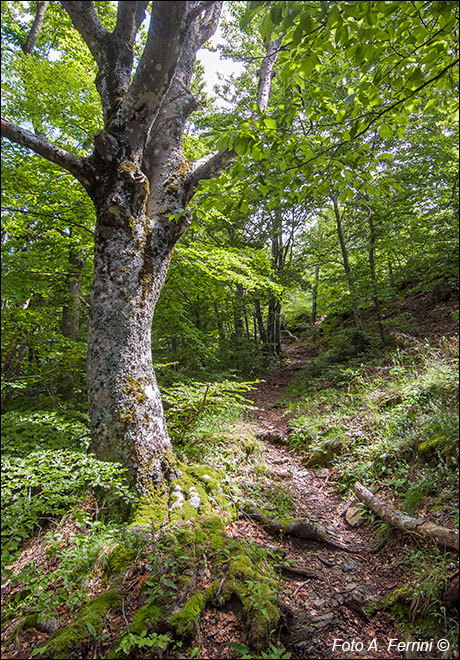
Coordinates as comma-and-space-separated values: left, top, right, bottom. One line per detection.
263, 118, 277, 130
162, 577, 178, 590
229, 641, 251, 657
343, 93, 357, 105
85, 621, 97, 637
379, 124, 393, 139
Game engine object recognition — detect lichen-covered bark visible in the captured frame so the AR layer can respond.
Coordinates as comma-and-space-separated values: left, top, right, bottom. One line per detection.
87, 156, 182, 490
83, 5, 226, 493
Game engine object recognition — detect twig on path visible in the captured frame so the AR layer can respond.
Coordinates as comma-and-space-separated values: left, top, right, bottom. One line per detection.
280, 564, 322, 580
292, 581, 309, 598
242, 502, 363, 553
318, 471, 332, 492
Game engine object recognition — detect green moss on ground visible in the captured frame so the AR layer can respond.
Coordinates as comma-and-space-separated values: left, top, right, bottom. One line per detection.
130, 601, 164, 635
363, 584, 413, 618
106, 544, 139, 576
170, 592, 206, 636
42, 589, 122, 659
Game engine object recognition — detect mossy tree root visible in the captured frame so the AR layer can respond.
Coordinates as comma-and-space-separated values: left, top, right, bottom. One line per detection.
242, 502, 361, 553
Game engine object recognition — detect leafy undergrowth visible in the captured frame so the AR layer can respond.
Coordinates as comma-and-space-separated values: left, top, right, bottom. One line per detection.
285, 333, 459, 646
1, 382, 290, 660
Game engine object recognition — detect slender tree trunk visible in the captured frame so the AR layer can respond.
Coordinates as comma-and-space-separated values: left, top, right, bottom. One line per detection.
274, 300, 281, 354
367, 209, 387, 344
311, 266, 319, 325
254, 299, 267, 344
61, 248, 85, 341
233, 284, 244, 338
213, 301, 226, 347
22, 2, 48, 55
244, 312, 250, 342
266, 298, 282, 354
59, 246, 87, 401
266, 299, 275, 346
331, 193, 364, 332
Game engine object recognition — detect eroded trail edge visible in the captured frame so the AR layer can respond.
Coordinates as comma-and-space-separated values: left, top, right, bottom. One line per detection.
227, 343, 409, 659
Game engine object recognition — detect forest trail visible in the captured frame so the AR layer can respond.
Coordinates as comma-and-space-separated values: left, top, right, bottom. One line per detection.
221, 343, 409, 659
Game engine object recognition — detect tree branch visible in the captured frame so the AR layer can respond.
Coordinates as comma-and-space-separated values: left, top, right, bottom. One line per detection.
1, 119, 92, 189
23, 1, 49, 55
114, 1, 149, 43
184, 149, 235, 203
193, 1, 221, 43
59, 1, 108, 68
2, 207, 95, 236
186, 1, 219, 25
257, 37, 282, 112
273, 57, 460, 177
120, 1, 188, 128
355, 482, 459, 552
184, 33, 281, 202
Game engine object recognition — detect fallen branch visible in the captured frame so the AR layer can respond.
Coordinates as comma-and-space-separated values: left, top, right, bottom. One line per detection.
354, 482, 459, 552
243, 503, 361, 553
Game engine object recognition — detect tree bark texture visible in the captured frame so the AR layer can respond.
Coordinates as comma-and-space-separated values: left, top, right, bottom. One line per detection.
23, 1, 49, 55
254, 299, 267, 344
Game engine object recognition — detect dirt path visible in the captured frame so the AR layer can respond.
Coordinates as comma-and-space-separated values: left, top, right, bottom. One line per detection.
227, 343, 408, 659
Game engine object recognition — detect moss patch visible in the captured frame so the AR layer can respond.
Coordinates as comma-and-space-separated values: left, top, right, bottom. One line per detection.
131, 484, 169, 528
130, 601, 164, 635
363, 584, 413, 618
170, 592, 206, 636
43, 589, 122, 659
106, 544, 139, 576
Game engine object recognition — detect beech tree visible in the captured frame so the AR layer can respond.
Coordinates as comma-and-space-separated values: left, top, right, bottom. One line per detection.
1, 1, 279, 492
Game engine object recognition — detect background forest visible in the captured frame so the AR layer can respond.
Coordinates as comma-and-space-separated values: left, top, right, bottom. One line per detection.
1, 1, 459, 659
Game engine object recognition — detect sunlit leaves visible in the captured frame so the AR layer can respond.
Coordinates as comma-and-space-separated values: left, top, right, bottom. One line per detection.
176, 244, 282, 296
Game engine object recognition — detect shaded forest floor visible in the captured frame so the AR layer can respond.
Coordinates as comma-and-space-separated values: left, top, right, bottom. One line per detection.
2, 294, 459, 660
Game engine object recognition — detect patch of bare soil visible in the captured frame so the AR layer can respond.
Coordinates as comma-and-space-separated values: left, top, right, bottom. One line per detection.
387, 286, 459, 340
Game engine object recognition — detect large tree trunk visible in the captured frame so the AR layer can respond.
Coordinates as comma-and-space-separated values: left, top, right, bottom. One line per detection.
87, 174, 179, 491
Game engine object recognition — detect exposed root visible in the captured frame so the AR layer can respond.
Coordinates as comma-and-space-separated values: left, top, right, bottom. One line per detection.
242, 502, 362, 553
